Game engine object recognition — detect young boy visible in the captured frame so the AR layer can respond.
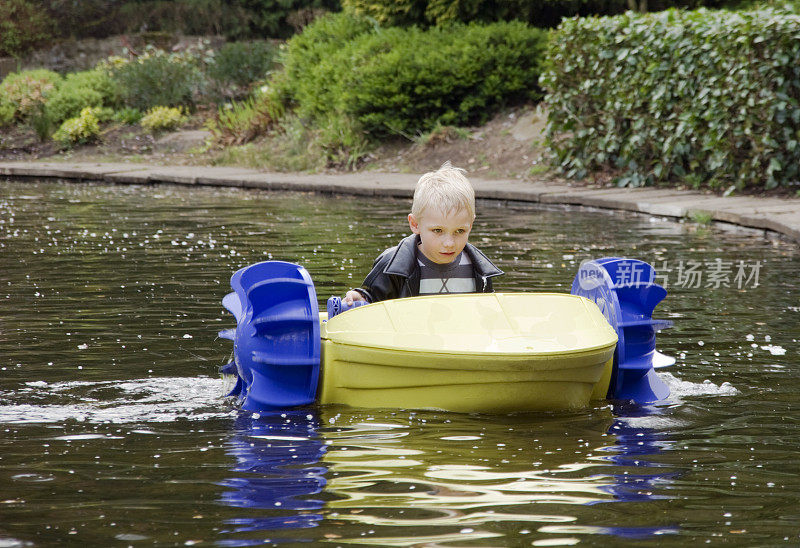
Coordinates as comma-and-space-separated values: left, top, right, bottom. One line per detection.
343, 162, 503, 305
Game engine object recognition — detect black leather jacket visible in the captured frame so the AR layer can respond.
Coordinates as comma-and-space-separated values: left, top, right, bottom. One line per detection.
353, 234, 504, 303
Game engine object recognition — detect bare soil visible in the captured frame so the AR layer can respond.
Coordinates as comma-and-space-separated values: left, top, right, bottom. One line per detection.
0, 104, 559, 182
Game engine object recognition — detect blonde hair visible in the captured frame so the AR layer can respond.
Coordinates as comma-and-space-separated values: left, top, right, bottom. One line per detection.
411, 161, 475, 219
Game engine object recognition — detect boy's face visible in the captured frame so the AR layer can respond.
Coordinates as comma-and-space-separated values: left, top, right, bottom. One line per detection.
408, 207, 473, 264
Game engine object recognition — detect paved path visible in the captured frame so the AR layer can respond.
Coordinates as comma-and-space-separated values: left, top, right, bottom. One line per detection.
1, 160, 798, 244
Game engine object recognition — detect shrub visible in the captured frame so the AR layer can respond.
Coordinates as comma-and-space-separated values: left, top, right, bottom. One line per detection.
283, 11, 375, 110
44, 69, 121, 126
347, 22, 546, 135
140, 105, 187, 132
52, 106, 101, 145
0, 0, 54, 56
206, 87, 284, 145
113, 107, 143, 125
542, 8, 800, 190
284, 13, 547, 138
0, 69, 62, 123
207, 40, 279, 98
109, 47, 205, 111
0, 101, 13, 126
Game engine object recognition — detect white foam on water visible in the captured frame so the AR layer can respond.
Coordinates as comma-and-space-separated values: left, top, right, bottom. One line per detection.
660, 371, 739, 398
760, 344, 787, 356
1, 377, 233, 425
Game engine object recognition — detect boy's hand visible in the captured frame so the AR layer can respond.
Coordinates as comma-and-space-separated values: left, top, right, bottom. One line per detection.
343, 290, 366, 306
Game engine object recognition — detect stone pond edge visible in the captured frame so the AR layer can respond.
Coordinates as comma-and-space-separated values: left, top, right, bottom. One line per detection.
1, 161, 798, 244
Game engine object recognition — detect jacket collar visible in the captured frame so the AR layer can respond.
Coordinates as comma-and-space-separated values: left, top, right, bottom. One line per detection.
383, 234, 503, 279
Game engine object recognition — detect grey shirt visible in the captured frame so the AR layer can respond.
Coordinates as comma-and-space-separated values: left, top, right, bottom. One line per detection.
417, 248, 476, 295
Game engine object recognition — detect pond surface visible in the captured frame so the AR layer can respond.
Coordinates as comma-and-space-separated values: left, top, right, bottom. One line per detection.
1, 179, 799, 546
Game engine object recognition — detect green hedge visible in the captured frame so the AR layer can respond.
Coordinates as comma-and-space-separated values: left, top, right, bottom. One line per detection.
284, 12, 547, 139
341, 0, 728, 29
542, 8, 800, 190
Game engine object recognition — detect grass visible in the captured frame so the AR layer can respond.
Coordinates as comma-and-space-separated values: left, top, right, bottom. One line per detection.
414, 124, 471, 147
688, 210, 713, 225
211, 115, 328, 172
528, 163, 549, 176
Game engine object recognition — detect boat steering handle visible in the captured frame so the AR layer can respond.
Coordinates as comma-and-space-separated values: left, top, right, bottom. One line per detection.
326, 296, 368, 319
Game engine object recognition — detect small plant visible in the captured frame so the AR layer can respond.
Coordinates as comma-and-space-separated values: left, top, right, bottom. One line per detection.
415, 124, 471, 147
689, 210, 713, 226
206, 89, 283, 146
52, 107, 101, 146
29, 104, 52, 141
140, 106, 187, 132
316, 114, 371, 170
113, 107, 143, 125
528, 163, 549, 176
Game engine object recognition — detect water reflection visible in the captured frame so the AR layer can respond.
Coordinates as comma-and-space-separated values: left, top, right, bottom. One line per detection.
217, 404, 684, 545
218, 410, 327, 544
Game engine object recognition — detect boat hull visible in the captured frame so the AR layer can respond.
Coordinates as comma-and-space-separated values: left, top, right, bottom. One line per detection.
317, 293, 617, 413
318, 342, 613, 412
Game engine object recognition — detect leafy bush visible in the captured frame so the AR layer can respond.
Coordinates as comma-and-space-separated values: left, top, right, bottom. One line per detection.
0, 69, 62, 123
542, 8, 800, 190
0, 101, 13, 126
113, 107, 143, 125
53, 106, 101, 145
0, 0, 54, 56
109, 47, 205, 111
44, 69, 121, 126
349, 22, 546, 134
285, 13, 547, 138
206, 87, 284, 145
283, 11, 376, 117
140, 105, 187, 132
207, 41, 279, 97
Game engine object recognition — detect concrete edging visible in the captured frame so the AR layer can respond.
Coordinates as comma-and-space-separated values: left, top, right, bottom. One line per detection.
2, 161, 798, 244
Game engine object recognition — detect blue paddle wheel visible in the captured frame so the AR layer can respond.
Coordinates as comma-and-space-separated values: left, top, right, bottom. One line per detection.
218, 261, 321, 410
570, 258, 675, 402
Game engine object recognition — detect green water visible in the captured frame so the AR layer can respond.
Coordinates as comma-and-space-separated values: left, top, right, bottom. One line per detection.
1, 179, 798, 546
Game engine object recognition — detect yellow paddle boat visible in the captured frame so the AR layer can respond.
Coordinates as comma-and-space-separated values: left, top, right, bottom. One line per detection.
319, 293, 616, 412
218, 258, 674, 413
